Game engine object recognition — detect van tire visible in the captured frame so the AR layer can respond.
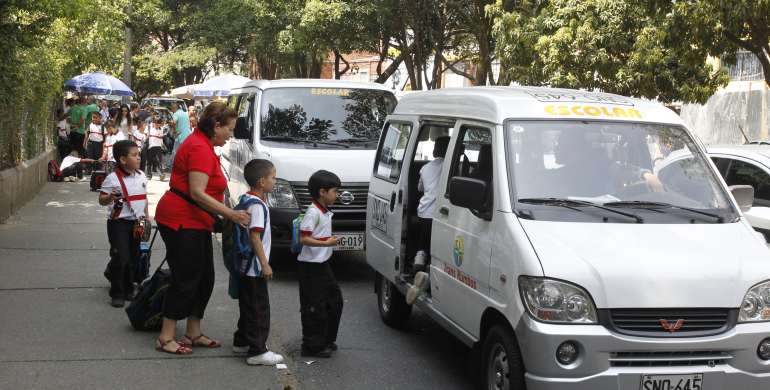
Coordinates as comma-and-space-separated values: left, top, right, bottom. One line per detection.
377, 273, 412, 327
481, 324, 526, 390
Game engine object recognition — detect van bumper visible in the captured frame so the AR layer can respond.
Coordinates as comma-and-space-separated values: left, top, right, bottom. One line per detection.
268, 208, 367, 247
518, 314, 770, 390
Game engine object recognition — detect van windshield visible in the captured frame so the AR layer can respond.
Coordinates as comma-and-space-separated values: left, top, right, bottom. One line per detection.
149, 99, 186, 112
260, 88, 397, 142
505, 121, 732, 212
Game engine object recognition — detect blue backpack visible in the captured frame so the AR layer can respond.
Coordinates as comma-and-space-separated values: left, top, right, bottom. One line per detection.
291, 205, 320, 253
222, 195, 268, 278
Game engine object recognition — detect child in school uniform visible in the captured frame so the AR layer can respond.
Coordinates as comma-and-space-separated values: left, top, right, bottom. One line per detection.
55, 111, 70, 162
101, 120, 126, 173
60, 150, 98, 182
144, 116, 166, 181
232, 159, 285, 366
98, 140, 148, 308
84, 111, 105, 175
297, 170, 343, 358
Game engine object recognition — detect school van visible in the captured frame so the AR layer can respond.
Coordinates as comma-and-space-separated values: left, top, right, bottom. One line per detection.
366, 86, 770, 389
222, 79, 397, 251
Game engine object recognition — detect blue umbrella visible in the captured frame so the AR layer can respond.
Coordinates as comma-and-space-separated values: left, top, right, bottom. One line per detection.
64, 71, 133, 96
194, 73, 251, 99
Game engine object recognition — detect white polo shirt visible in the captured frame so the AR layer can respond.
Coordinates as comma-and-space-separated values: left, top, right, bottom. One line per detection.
60, 156, 82, 170
103, 131, 126, 162
56, 120, 68, 138
298, 201, 334, 263
87, 123, 104, 142
146, 124, 164, 148
245, 192, 271, 276
100, 169, 147, 220
130, 125, 143, 150
417, 157, 444, 218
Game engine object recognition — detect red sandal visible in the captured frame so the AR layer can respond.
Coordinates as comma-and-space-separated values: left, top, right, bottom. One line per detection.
155, 338, 193, 355
183, 333, 222, 348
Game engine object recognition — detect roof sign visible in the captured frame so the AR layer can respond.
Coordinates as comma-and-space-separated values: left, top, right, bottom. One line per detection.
524, 91, 634, 106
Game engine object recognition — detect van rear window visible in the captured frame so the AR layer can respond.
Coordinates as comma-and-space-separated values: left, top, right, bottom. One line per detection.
260, 88, 397, 142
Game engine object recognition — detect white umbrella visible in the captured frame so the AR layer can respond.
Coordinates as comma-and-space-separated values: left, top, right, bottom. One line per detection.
171, 84, 200, 99
193, 73, 251, 99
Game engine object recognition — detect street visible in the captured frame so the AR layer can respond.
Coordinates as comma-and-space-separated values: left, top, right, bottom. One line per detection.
0, 159, 476, 389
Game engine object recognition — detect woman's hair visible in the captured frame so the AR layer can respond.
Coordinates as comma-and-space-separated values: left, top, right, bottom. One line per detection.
116, 104, 132, 129
198, 101, 238, 138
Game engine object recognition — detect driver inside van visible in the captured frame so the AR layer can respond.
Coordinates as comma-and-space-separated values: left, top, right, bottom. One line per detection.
553, 130, 664, 198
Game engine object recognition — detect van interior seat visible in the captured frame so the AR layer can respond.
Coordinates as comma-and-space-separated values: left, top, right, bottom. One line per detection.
468, 144, 494, 207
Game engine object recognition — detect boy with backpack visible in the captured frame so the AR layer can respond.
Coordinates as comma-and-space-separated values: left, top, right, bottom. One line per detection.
296, 170, 343, 358
231, 159, 284, 366
98, 140, 148, 308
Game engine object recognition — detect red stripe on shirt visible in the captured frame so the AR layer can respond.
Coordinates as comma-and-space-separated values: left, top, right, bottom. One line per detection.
300, 230, 312, 236
250, 227, 264, 232
149, 135, 163, 139
127, 194, 147, 201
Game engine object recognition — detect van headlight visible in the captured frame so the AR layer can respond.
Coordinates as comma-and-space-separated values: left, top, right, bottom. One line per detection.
519, 276, 598, 324
739, 280, 770, 322
265, 179, 300, 209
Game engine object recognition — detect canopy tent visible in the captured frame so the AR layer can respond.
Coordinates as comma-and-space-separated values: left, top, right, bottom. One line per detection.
193, 73, 251, 99
64, 72, 133, 96
171, 84, 201, 99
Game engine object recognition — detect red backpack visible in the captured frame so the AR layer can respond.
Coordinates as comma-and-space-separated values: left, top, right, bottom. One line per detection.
48, 160, 63, 182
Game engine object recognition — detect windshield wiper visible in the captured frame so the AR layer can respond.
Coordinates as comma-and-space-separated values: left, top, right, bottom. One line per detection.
335, 138, 378, 143
518, 198, 644, 223
261, 136, 301, 143
307, 140, 349, 148
604, 201, 724, 223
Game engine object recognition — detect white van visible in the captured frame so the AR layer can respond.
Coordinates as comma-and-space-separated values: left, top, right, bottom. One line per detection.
222, 79, 397, 250
366, 87, 770, 389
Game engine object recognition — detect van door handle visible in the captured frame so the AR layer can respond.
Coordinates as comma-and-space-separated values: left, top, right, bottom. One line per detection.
390, 192, 397, 212
439, 206, 449, 216
398, 190, 403, 204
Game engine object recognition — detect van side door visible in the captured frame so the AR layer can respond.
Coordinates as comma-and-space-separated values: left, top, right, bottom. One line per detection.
431, 121, 496, 335
367, 117, 418, 280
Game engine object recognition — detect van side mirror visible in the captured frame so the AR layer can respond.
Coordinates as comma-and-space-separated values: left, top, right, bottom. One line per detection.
233, 117, 250, 140
730, 185, 754, 212
449, 177, 489, 215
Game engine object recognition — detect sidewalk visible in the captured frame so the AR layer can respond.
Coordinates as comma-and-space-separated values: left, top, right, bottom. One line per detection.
0, 172, 285, 389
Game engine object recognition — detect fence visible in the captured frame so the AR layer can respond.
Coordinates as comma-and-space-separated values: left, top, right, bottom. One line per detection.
681, 90, 770, 145
0, 96, 58, 171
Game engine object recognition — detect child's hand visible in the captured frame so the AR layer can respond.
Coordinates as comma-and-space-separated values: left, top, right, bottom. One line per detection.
261, 264, 273, 280
326, 235, 341, 247
109, 190, 119, 200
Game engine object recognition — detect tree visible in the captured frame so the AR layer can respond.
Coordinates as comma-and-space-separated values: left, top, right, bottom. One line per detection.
491, 0, 730, 103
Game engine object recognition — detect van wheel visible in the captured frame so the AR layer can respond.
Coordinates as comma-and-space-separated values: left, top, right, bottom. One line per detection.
482, 324, 526, 390
377, 273, 412, 327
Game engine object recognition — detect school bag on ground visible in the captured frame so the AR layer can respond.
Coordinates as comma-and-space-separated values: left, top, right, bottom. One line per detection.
104, 229, 156, 283
221, 194, 267, 299
90, 166, 106, 191
290, 204, 320, 253
48, 160, 63, 182
125, 256, 171, 331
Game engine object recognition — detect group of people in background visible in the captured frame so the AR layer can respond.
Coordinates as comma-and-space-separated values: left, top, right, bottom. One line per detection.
55, 96, 198, 182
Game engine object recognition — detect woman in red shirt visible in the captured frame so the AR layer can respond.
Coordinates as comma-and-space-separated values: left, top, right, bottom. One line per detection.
154, 102, 250, 354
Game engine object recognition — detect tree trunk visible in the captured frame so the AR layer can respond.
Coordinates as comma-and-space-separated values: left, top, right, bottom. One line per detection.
334, 49, 350, 79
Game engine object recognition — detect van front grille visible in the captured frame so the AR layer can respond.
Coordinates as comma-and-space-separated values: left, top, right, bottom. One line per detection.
609, 351, 732, 367
291, 182, 369, 210
600, 308, 736, 337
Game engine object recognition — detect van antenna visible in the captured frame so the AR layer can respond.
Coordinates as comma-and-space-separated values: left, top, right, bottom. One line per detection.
738, 125, 749, 145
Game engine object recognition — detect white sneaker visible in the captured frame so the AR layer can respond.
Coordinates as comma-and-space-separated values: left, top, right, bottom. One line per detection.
247, 351, 284, 366
406, 271, 430, 305
73, 177, 80, 182
233, 345, 249, 353
414, 251, 426, 271
66, 177, 75, 182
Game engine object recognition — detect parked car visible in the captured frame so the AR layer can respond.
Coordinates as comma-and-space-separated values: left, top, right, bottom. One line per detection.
367, 86, 770, 389
656, 145, 770, 241
141, 97, 187, 112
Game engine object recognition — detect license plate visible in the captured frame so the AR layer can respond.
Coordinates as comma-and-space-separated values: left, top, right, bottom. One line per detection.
640, 374, 703, 390
333, 234, 365, 251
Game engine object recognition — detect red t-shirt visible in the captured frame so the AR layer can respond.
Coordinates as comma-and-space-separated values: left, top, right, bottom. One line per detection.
155, 129, 226, 231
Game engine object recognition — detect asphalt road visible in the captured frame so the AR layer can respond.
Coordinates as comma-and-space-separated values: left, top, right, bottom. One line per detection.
265, 249, 478, 390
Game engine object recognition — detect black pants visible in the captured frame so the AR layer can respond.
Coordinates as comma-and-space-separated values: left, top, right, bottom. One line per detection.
297, 261, 343, 353
85, 140, 103, 174
61, 163, 83, 179
418, 217, 433, 257
139, 143, 148, 171
234, 276, 271, 357
158, 223, 215, 320
107, 219, 141, 298
69, 132, 85, 157
146, 147, 163, 177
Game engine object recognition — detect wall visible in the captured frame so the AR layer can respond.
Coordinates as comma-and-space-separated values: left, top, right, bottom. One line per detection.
0, 148, 57, 223
681, 90, 770, 145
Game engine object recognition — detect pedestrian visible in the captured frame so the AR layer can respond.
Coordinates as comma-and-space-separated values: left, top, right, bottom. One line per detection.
63, 98, 75, 114
130, 115, 145, 171
101, 120, 125, 173
116, 104, 132, 138
166, 102, 191, 172
296, 170, 344, 358
55, 109, 70, 163
98, 140, 148, 308
85, 96, 98, 130
232, 159, 284, 366
137, 102, 151, 123
152, 102, 249, 355
66, 96, 88, 157
83, 111, 105, 175
144, 106, 155, 128
144, 116, 166, 181
99, 100, 110, 124
60, 150, 98, 182
188, 105, 197, 121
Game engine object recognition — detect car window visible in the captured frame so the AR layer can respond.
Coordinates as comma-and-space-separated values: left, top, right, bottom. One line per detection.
724, 159, 770, 206
374, 123, 411, 182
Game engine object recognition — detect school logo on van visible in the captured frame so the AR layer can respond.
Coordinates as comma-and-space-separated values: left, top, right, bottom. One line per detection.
453, 236, 464, 267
